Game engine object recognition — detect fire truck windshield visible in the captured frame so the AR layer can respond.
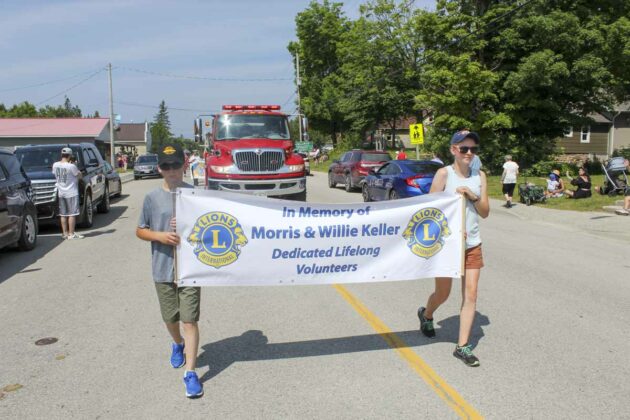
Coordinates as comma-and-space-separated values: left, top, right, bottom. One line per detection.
216, 114, 290, 140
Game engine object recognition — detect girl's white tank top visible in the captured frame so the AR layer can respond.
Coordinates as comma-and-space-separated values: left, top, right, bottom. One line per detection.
444, 165, 481, 249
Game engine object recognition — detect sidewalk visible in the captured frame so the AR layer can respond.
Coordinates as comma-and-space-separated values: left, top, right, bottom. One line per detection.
490, 198, 630, 243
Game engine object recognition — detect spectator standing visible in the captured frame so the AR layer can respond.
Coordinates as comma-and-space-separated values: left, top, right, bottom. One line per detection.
564, 167, 592, 199
501, 155, 519, 208
396, 148, 407, 160
135, 144, 203, 398
52, 147, 83, 240
417, 130, 490, 367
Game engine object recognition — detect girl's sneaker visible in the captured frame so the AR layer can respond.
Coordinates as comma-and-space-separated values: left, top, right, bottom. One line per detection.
453, 344, 480, 367
67, 233, 84, 239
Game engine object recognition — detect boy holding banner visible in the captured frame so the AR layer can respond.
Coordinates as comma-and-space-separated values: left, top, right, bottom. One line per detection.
136, 144, 203, 398
418, 130, 490, 367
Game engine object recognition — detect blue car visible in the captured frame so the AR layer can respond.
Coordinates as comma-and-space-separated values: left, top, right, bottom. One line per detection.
361, 160, 443, 202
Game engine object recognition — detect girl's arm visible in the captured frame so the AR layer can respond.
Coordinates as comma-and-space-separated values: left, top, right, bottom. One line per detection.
473, 171, 490, 218
429, 167, 448, 193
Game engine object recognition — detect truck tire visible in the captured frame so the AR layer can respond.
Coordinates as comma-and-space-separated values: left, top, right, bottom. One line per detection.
17, 208, 37, 251
78, 193, 94, 228
97, 184, 110, 213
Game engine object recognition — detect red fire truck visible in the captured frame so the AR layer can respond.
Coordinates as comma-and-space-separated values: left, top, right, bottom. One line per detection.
199, 105, 307, 201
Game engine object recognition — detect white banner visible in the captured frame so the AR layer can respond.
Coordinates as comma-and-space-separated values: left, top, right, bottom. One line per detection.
176, 189, 464, 286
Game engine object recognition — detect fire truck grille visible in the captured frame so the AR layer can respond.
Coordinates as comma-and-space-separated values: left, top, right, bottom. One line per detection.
234, 150, 284, 172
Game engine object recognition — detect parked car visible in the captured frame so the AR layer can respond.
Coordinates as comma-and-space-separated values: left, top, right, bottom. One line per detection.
133, 154, 160, 180
0, 148, 38, 251
328, 150, 392, 192
14, 143, 110, 228
103, 161, 122, 198
361, 160, 443, 202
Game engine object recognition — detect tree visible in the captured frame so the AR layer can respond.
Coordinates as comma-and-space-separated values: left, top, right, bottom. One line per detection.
414, 0, 630, 170
150, 100, 173, 153
288, 1, 351, 145
0, 97, 84, 118
338, 0, 424, 147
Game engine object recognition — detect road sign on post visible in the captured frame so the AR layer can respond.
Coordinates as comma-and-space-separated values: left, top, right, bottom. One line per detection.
409, 124, 424, 145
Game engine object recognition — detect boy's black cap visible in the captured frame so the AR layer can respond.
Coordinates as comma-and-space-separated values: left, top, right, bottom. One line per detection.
157, 144, 185, 166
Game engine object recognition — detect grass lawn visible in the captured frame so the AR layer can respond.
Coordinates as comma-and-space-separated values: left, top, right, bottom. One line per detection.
487, 174, 622, 212
311, 160, 621, 212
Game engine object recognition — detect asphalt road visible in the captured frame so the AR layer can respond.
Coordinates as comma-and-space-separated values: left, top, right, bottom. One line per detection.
1, 172, 629, 419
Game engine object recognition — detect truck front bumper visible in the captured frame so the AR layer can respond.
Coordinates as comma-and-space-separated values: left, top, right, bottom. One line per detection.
206, 176, 306, 197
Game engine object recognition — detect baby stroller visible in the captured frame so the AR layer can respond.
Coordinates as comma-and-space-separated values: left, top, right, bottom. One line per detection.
519, 182, 547, 206
599, 157, 628, 196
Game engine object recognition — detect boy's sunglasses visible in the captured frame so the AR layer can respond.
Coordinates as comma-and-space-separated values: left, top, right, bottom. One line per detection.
159, 162, 183, 170
457, 146, 479, 154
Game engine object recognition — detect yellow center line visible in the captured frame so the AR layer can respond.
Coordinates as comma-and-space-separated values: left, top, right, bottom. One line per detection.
332, 284, 483, 420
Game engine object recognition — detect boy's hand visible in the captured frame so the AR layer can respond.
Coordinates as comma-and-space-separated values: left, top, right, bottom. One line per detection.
159, 231, 180, 246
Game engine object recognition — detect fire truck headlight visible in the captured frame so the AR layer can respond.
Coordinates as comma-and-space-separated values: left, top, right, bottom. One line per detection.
210, 165, 232, 173
287, 164, 305, 172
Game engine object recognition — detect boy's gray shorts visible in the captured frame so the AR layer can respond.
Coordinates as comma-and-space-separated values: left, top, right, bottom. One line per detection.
154, 283, 201, 323
58, 196, 80, 217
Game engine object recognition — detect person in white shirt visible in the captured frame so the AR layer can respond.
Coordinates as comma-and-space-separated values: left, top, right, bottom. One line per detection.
52, 147, 83, 239
501, 155, 519, 208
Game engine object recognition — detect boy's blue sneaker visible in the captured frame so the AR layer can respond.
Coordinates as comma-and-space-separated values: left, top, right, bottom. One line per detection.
184, 371, 204, 398
170, 342, 185, 368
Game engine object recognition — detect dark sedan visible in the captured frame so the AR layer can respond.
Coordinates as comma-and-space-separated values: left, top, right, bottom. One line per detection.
361, 160, 443, 202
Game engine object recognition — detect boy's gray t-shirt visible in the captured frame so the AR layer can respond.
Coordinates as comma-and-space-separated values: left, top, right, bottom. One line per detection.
138, 184, 192, 283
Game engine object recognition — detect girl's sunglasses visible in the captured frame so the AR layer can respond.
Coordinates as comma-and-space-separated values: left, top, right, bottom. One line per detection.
159, 162, 183, 170
457, 146, 479, 154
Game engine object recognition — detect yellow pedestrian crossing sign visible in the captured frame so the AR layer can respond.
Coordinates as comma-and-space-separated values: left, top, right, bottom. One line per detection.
409, 124, 424, 145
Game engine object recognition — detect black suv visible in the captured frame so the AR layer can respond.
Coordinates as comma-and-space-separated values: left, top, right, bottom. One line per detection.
0, 148, 37, 251
14, 143, 110, 228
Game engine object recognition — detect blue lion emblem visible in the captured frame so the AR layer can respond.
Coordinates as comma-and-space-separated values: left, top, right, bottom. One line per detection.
187, 212, 248, 268
402, 208, 451, 259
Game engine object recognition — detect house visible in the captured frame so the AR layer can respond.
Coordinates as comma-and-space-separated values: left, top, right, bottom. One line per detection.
557, 102, 630, 159
374, 116, 419, 149
115, 122, 152, 156
0, 118, 113, 159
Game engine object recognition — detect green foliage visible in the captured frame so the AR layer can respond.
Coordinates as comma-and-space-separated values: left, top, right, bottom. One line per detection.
523, 161, 578, 177
0, 96, 82, 118
150, 100, 173, 153
291, 0, 630, 171
612, 147, 630, 160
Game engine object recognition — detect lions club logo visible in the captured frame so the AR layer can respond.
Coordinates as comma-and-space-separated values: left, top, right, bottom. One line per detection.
402, 208, 451, 259
163, 146, 176, 155
187, 212, 248, 268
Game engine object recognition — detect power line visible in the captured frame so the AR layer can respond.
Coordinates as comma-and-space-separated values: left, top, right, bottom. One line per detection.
35, 69, 105, 105
281, 92, 296, 108
117, 66, 293, 82
115, 100, 218, 113
0, 68, 105, 93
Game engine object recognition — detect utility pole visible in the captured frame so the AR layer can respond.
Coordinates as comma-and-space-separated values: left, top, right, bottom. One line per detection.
107, 63, 115, 167
296, 53, 302, 143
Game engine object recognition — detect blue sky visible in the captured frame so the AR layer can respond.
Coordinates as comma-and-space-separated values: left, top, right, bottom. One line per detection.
0, 0, 433, 138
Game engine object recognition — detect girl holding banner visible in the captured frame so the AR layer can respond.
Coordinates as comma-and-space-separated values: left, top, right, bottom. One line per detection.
418, 130, 490, 367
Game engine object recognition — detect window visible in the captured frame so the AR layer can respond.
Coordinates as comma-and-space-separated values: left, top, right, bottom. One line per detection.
580, 126, 590, 143
564, 127, 573, 137
0, 154, 23, 177
0, 164, 6, 182
341, 153, 351, 163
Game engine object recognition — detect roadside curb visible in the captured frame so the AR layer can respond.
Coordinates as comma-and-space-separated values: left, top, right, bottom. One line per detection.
120, 173, 134, 184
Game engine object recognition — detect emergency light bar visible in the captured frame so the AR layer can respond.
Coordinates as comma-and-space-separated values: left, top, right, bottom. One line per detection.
222, 105, 281, 111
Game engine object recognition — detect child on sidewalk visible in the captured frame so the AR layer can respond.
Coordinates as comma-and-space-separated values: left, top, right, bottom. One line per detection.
136, 144, 203, 398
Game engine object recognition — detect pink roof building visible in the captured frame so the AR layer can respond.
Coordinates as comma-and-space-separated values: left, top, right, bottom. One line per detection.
0, 118, 109, 139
